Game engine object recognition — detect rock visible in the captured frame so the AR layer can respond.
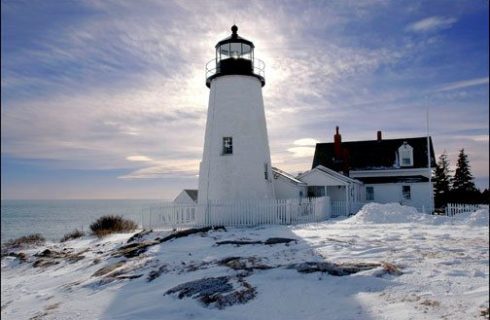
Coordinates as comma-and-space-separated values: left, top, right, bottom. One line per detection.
127, 229, 153, 243
92, 261, 125, 277
32, 259, 60, 268
264, 237, 296, 245
147, 264, 169, 282
215, 240, 263, 246
7, 252, 27, 262
218, 256, 272, 271
159, 226, 226, 244
165, 276, 233, 299
216, 237, 296, 246
165, 276, 256, 309
112, 240, 159, 258
292, 261, 381, 276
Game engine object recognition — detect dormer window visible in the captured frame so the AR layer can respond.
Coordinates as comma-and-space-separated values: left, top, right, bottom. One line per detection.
398, 142, 413, 167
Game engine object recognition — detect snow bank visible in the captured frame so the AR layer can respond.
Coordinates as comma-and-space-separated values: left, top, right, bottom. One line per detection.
347, 203, 434, 224
454, 209, 489, 226
347, 203, 489, 226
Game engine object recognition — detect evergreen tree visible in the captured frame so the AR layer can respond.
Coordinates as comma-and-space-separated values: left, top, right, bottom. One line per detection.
448, 149, 481, 204
452, 149, 476, 192
433, 152, 451, 208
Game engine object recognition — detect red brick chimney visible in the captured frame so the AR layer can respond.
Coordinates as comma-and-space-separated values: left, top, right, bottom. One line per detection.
377, 130, 382, 142
334, 126, 342, 158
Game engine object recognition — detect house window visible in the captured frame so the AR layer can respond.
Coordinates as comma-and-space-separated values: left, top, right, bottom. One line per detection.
402, 185, 411, 200
264, 163, 269, 180
307, 186, 325, 198
222, 137, 233, 155
398, 142, 413, 167
366, 186, 374, 201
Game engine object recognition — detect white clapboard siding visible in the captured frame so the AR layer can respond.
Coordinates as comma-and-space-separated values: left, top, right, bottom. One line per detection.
142, 196, 330, 229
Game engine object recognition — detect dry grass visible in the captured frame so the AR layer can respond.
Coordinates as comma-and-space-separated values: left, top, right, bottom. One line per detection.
3, 234, 45, 250
60, 229, 85, 242
90, 215, 138, 238
382, 262, 403, 276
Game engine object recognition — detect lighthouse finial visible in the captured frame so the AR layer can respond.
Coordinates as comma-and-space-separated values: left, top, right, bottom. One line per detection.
231, 25, 238, 35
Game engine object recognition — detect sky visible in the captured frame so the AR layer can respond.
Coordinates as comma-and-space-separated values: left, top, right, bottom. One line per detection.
1, 0, 489, 200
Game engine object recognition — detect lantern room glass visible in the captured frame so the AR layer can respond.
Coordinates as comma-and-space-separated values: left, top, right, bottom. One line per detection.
217, 43, 253, 62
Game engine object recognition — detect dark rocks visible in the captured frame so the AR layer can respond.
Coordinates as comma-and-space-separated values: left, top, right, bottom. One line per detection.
159, 226, 227, 244
7, 252, 27, 262
114, 226, 227, 259
216, 237, 296, 246
92, 261, 125, 277
147, 264, 169, 282
165, 276, 233, 299
264, 237, 297, 245
127, 229, 153, 243
291, 261, 381, 276
33, 259, 60, 268
218, 256, 272, 271
112, 240, 159, 258
216, 240, 263, 246
32, 248, 86, 268
164, 276, 257, 309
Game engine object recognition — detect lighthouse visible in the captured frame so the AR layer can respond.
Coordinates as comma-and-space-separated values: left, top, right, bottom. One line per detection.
198, 25, 275, 203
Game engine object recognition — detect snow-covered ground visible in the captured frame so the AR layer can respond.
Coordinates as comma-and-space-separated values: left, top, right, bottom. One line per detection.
2, 203, 489, 320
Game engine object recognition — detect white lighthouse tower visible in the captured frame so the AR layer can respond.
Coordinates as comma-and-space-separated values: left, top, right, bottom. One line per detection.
198, 25, 275, 204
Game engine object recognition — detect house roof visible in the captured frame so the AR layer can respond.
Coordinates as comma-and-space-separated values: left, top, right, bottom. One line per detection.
312, 136, 436, 171
272, 167, 306, 185
356, 176, 430, 184
313, 165, 363, 184
183, 189, 198, 202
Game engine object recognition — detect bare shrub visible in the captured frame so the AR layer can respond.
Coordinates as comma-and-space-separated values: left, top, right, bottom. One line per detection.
60, 229, 85, 242
382, 262, 403, 276
90, 215, 138, 238
3, 233, 45, 250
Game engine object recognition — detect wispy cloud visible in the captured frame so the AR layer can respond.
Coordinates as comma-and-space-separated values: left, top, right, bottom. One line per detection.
406, 16, 457, 33
2, 0, 489, 197
435, 77, 489, 92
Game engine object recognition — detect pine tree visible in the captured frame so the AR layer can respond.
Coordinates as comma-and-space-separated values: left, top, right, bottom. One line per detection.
433, 152, 451, 208
452, 149, 477, 192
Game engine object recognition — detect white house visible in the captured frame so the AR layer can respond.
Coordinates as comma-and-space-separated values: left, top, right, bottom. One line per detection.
297, 165, 363, 215
312, 127, 436, 212
197, 25, 274, 204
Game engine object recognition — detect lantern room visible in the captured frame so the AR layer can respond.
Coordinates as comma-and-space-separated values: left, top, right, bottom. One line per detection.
205, 25, 265, 88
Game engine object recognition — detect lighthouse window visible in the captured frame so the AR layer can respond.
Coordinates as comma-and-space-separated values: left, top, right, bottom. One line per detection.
230, 43, 241, 59
264, 163, 269, 180
222, 137, 233, 155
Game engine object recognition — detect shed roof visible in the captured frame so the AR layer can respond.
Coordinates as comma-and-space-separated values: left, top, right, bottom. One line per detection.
183, 189, 198, 202
272, 167, 306, 185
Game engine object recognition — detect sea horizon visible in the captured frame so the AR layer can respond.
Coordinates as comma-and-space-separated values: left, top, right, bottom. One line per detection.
1, 199, 170, 243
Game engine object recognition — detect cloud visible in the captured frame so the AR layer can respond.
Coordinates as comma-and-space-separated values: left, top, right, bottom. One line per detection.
293, 138, 320, 146
126, 155, 153, 162
435, 77, 489, 92
1, 0, 488, 193
406, 16, 457, 33
287, 147, 316, 158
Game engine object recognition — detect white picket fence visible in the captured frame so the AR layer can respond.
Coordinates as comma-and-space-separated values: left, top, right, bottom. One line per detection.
445, 203, 488, 216
142, 196, 331, 229
330, 201, 365, 217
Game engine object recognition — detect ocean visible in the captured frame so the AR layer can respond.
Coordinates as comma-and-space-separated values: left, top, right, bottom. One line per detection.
1, 199, 165, 243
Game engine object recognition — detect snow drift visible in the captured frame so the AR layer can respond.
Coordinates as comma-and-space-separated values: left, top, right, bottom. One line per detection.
347, 202, 489, 226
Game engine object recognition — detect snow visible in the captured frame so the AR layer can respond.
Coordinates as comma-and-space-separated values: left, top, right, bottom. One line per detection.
2, 203, 488, 320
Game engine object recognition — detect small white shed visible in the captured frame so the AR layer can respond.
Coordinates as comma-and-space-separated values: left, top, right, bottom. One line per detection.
298, 165, 363, 215
174, 189, 198, 204
272, 167, 307, 200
